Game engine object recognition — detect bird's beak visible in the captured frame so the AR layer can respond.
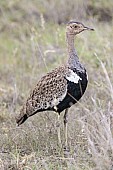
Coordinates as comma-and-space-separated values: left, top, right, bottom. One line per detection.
84, 26, 94, 31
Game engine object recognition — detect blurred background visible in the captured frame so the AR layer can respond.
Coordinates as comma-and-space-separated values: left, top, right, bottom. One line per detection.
0, 0, 113, 169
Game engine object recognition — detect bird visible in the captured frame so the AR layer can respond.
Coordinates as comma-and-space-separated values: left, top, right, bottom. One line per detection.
16, 21, 94, 148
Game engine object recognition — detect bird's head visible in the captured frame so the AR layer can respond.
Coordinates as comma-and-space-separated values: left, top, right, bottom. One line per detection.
66, 21, 94, 35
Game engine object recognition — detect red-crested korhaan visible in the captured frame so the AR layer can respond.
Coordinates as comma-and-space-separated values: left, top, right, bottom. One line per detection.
16, 21, 94, 148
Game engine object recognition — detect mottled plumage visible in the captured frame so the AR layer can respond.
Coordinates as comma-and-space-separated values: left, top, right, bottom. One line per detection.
18, 66, 68, 124
16, 21, 94, 147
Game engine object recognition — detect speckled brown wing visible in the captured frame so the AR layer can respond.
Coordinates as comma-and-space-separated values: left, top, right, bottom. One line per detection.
16, 66, 68, 125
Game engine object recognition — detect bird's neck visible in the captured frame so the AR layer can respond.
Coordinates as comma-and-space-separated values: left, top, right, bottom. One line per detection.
66, 33, 77, 55
66, 32, 85, 72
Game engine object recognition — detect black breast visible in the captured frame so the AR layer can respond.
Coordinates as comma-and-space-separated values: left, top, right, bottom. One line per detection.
57, 70, 88, 113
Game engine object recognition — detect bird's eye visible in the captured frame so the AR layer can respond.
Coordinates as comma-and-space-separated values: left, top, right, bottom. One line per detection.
74, 25, 77, 28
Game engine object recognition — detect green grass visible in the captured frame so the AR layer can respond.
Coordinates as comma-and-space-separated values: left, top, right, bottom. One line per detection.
0, 1, 113, 170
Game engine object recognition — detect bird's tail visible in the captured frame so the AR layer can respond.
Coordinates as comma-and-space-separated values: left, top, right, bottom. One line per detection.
16, 106, 28, 126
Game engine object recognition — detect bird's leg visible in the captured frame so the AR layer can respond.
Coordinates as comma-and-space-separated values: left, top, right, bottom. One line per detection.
57, 114, 62, 147
64, 108, 69, 148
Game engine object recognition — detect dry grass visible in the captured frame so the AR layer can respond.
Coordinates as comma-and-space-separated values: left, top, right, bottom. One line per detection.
0, 1, 113, 170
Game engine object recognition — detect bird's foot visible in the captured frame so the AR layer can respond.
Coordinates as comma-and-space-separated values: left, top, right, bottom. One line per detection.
63, 145, 70, 158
